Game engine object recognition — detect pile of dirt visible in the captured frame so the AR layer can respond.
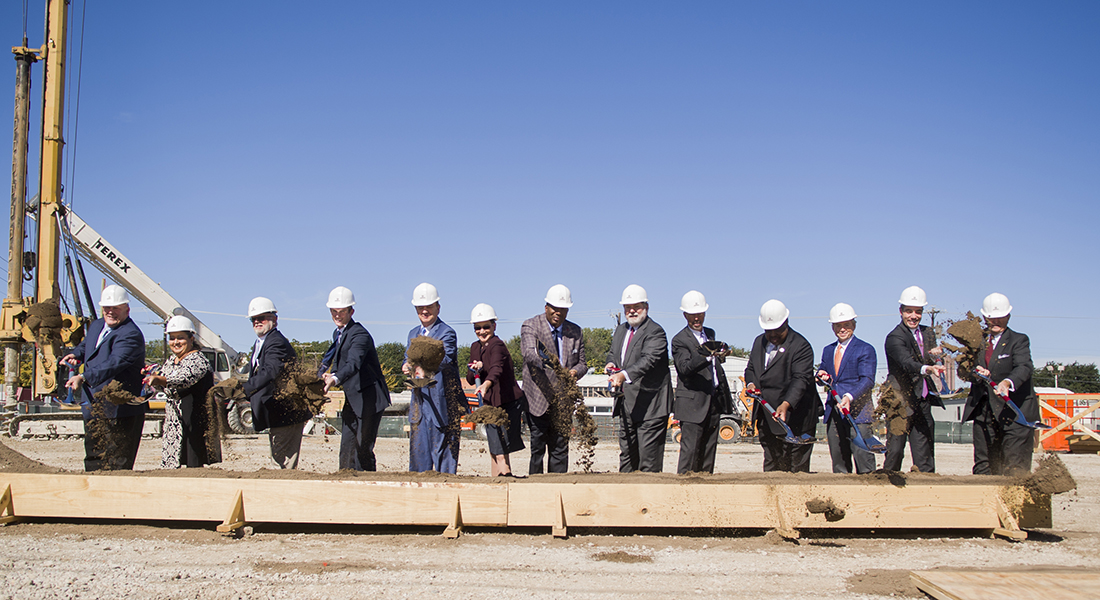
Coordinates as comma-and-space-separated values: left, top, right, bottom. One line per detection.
23, 298, 66, 344
466, 405, 509, 428
407, 337, 444, 387
1021, 454, 1077, 496
276, 361, 328, 414
873, 380, 909, 436
846, 569, 924, 598
95, 380, 137, 406
208, 378, 245, 443
0, 440, 62, 473
805, 497, 846, 522
540, 344, 598, 472
945, 311, 986, 382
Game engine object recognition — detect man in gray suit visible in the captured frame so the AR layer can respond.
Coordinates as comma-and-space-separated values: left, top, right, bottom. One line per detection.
671, 290, 733, 474
520, 284, 588, 473
606, 284, 673, 473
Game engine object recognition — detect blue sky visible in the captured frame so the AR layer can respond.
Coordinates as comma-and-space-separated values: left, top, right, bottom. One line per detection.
4, 1, 1098, 377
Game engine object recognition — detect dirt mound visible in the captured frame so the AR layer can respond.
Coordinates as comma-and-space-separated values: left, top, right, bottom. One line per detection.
407, 336, 444, 374
276, 361, 328, 414
95, 380, 137, 406
0, 440, 62, 473
1021, 454, 1077, 496
540, 344, 598, 472
805, 497, 846, 521
592, 550, 652, 563
945, 312, 986, 381
874, 380, 909, 436
466, 405, 509, 428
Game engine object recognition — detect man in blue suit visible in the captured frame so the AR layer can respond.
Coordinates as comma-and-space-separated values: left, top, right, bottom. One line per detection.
816, 303, 878, 474
320, 286, 391, 471
402, 282, 461, 473
61, 285, 146, 471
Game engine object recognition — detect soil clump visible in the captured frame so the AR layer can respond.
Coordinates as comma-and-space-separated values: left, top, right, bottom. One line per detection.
592, 550, 653, 563
945, 311, 986, 382
539, 342, 598, 472
95, 380, 137, 406
276, 360, 328, 414
23, 298, 69, 345
1022, 453, 1077, 496
874, 380, 909, 436
406, 336, 444, 388
467, 405, 509, 428
805, 497, 846, 521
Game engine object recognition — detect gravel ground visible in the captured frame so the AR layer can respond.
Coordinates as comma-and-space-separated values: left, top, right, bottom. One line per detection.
1, 433, 1097, 599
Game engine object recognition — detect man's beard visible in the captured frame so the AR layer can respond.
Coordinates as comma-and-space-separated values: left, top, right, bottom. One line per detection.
626, 310, 648, 328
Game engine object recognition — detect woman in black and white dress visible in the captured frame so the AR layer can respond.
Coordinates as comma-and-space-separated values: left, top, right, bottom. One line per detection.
143, 315, 218, 468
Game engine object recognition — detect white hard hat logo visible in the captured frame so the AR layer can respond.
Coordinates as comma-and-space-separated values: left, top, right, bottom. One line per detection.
326, 286, 355, 309
981, 293, 1012, 319
545, 284, 573, 308
411, 283, 440, 306
620, 284, 648, 305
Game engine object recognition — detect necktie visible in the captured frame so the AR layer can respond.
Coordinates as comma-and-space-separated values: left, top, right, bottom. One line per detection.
833, 344, 843, 376
332, 328, 340, 343
621, 327, 635, 364
95, 326, 111, 349
552, 328, 562, 359
985, 337, 994, 365
421, 326, 429, 337
252, 339, 261, 367
915, 328, 928, 398
915, 328, 924, 357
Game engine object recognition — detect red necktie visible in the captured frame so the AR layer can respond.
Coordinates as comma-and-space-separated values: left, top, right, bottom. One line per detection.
985, 338, 994, 365
626, 327, 635, 353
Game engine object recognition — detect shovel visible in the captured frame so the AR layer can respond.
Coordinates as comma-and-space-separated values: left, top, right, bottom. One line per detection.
973, 369, 1050, 430
467, 362, 484, 406
816, 377, 886, 453
746, 390, 814, 445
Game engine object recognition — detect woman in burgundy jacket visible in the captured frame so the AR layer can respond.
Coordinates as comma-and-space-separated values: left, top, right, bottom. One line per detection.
466, 303, 526, 476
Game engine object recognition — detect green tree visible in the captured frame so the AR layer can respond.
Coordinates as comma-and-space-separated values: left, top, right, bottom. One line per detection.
726, 345, 749, 358
1033, 361, 1100, 393
457, 344, 471, 379
377, 342, 408, 392
145, 339, 166, 363
289, 339, 330, 372
505, 335, 523, 381
583, 327, 613, 373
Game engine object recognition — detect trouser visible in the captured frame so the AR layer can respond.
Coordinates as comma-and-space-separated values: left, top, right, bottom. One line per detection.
617, 411, 667, 473
972, 402, 1034, 475
677, 400, 722, 474
84, 415, 143, 471
339, 404, 382, 471
269, 421, 308, 469
526, 410, 568, 474
883, 398, 936, 473
759, 424, 813, 473
826, 417, 877, 474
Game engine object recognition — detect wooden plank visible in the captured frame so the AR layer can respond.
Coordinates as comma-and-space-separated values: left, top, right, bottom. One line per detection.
1038, 399, 1100, 443
0, 484, 16, 525
912, 570, 1100, 600
0, 474, 509, 526
216, 489, 246, 534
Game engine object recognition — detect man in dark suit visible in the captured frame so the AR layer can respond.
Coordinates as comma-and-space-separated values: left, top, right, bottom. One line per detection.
883, 286, 945, 473
671, 290, 733, 474
243, 297, 314, 469
744, 299, 818, 473
606, 284, 672, 473
321, 286, 391, 471
520, 284, 587, 474
816, 303, 878, 474
962, 293, 1036, 476
403, 282, 461, 473
61, 285, 146, 471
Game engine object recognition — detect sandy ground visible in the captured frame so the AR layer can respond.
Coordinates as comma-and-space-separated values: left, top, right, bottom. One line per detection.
1, 433, 1098, 599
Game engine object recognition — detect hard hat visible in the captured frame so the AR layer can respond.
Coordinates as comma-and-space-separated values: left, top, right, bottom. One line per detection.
758, 299, 790, 330
680, 290, 708, 314
620, 284, 648, 305
247, 297, 277, 318
326, 286, 355, 309
410, 282, 440, 306
980, 293, 1012, 319
470, 303, 497, 323
99, 285, 129, 307
898, 286, 928, 307
544, 284, 573, 309
828, 303, 857, 323
165, 315, 196, 334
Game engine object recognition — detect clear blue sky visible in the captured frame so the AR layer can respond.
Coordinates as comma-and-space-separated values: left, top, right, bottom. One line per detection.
4, 1, 1098, 376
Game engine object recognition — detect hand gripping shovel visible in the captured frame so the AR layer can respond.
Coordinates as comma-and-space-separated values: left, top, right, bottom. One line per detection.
467, 362, 484, 406
746, 390, 814, 445
973, 369, 1050, 430
816, 377, 885, 453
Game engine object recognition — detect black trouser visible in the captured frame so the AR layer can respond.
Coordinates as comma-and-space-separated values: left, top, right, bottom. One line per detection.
526, 411, 568, 474
617, 411, 668, 473
826, 417, 877, 474
972, 401, 1034, 476
758, 424, 812, 473
84, 415, 144, 471
883, 397, 936, 473
340, 404, 382, 471
677, 398, 722, 474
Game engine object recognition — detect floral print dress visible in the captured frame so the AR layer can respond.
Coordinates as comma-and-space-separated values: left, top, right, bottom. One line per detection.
160, 351, 213, 469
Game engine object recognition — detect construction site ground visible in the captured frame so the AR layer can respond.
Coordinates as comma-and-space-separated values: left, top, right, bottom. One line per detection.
0, 435, 1097, 599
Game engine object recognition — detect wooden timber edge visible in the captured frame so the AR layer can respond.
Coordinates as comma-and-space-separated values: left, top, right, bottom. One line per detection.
0, 473, 1050, 539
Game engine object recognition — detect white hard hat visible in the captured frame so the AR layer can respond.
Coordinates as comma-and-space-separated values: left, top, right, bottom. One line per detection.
411, 282, 440, 306
544, 284, 573, 309
898, 286, 928, 307
758, 299, 790, 330
165, 315, 196, 334
99, 285, 129, 307
247, 297, 277, 318
326, 286, 355, 309
680, 290, 709, 314
470, 303, 497, 323
980, 293, 1012, 319
620, 284, 648, 305
828, 303, 857, 324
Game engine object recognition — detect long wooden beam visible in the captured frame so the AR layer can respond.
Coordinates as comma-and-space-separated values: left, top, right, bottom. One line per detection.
0, 473, 1049, 537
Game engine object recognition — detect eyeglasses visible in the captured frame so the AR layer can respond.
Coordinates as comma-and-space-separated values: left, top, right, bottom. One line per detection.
473, 324, 493, 331
250, 315, 272, 324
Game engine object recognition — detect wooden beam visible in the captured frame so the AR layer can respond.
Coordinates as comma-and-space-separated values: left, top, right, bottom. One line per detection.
216, 490, 246, 534
912, 570, 1100, 600
991, 497, 1027, 541
774, 491, 799, 539
0, 484, 17, 525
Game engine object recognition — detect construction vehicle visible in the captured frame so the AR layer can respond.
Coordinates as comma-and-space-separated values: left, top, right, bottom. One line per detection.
2, 0, 251, 436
